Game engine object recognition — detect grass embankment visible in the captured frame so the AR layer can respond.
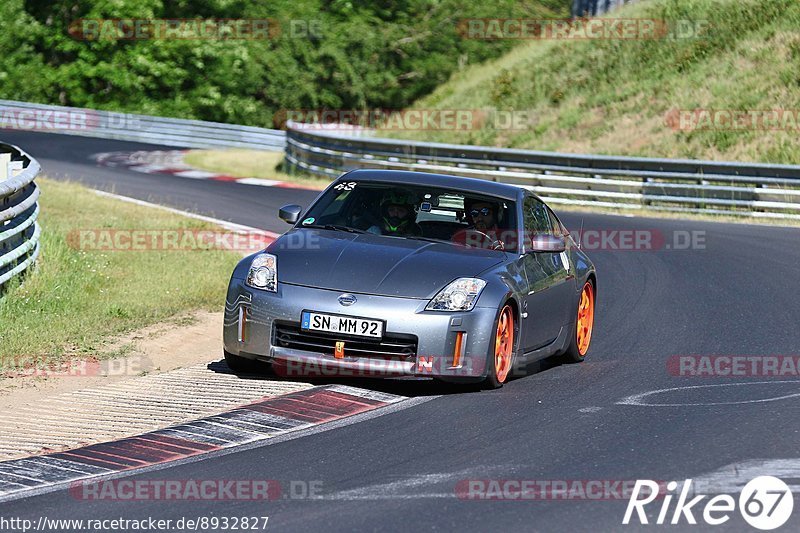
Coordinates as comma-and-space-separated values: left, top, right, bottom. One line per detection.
0, 178, 240, 363
183, 150, 331, 190
382, 0, 800, 164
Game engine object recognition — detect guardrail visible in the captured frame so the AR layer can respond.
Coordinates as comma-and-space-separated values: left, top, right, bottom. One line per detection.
0, 143, 41, 294
572, 0, 634, 17
285, 123, 800, 220
0, 99, 285, 151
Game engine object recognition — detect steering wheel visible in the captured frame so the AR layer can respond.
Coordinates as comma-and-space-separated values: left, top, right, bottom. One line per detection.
467, 230, 505, 251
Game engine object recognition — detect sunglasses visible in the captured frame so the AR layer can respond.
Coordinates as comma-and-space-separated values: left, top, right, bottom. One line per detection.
470, 207, 493, 217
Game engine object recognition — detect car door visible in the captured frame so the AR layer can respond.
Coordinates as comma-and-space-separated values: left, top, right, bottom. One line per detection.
521, 195, 573, 352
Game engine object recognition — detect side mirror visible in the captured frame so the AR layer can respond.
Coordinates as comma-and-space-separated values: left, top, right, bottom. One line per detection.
528, 234, 566, 253
278, 204, 302, 224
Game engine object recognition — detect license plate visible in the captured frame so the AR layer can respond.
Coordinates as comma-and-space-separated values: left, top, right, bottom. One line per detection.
301, 311, 384, 339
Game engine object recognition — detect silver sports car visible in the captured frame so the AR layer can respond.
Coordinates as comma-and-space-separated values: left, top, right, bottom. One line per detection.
223, 169, 596, 388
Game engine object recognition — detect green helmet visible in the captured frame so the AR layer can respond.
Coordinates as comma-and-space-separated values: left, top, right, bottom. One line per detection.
381, 190, 415, 209
380, 190, 416, 233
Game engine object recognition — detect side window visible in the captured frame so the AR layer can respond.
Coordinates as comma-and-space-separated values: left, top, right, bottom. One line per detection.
523, 196, 553, 235
546, 207, 564, 237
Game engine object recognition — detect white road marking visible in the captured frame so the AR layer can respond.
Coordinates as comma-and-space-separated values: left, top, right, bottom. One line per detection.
90, 150, 296, 189
127, 164, 171, 174
317, 471, 472, 501
692, 458, 800, 494
316, 459, 800, 501
327, 384, 409, 403
235, 178, 283, 187
617, 381, 800, 407
91, 190, 280, 237
172, 170, 219, 179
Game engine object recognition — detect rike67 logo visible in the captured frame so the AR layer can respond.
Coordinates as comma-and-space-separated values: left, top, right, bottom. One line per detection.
624, 476, 793, 530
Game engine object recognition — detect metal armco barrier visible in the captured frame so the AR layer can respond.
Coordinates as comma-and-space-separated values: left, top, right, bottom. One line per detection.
0, 99, 285, 151
0, 143, 41, 293
285, 123, 800, 220
572, 0, 634, 17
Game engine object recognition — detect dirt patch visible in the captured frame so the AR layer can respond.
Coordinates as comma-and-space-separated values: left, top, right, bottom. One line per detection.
0, 311, 223, 412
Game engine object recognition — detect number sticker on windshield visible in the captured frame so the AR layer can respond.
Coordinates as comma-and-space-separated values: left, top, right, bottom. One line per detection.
334, 181, 357, 191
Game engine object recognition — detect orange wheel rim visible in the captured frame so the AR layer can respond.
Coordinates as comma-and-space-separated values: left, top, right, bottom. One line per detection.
576, 282, 594, 356
494, 305, 514, 383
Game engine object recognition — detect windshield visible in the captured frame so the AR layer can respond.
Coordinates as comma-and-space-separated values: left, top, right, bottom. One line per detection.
300, 180, 519, 252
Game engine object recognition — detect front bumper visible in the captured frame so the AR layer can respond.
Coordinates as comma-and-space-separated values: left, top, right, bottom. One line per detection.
223, 278, 498, 379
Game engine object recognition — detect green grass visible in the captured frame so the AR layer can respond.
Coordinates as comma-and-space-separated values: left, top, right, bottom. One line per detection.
380, 0, 800, 164
0, 178, 240, 364
183, 149, 331, 190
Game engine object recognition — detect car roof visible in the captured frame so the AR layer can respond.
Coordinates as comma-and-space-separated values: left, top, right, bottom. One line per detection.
338, 169, 523, 201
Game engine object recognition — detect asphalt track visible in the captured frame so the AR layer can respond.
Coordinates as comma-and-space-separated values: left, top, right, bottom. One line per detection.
2, 130, 800, 532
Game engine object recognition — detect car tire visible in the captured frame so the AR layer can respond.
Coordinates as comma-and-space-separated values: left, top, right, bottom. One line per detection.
561, 279, 595, 363
224, 349, 264, 373
481, 303, 516, 389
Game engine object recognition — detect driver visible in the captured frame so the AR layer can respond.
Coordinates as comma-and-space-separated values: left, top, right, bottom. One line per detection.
452, 199, 504, 249
367, 190, 422, 236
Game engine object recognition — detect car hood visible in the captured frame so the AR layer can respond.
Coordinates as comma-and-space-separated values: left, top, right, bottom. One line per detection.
268, 229, 505, 299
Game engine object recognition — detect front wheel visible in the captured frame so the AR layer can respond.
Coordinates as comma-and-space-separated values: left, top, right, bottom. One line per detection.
562, 280, 595, 363
481, 304, 516, 389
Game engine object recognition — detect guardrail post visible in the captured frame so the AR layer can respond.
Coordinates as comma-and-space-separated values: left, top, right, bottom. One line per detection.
0, 153, 9, 182
9, 160, 22, 177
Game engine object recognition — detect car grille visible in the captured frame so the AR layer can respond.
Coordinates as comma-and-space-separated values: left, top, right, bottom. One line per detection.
273, 322, 417, 360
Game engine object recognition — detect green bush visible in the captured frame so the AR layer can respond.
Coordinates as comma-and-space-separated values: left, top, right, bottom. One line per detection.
0, 0, 568, 127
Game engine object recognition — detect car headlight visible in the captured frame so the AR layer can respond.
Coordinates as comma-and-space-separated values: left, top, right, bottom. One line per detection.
426, 278, 486, 312
246, 253, 277, 292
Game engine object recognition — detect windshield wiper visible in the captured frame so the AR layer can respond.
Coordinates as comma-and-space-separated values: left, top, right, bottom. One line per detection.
305, 224, 367, 234
405, 234, 509, 252
401, 235, 461, 247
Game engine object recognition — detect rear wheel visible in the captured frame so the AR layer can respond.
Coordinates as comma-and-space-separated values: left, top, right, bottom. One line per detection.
562, 280, 595, 363
481, 304, 515, 389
